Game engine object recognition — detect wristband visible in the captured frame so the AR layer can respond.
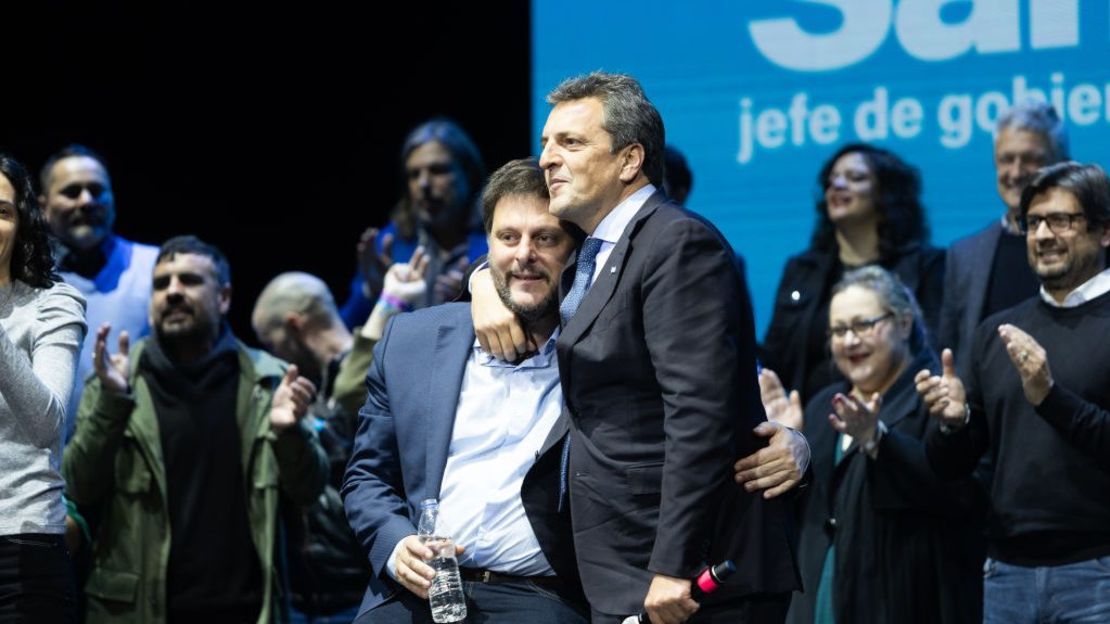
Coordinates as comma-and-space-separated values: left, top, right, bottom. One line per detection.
379, 293, 412, 313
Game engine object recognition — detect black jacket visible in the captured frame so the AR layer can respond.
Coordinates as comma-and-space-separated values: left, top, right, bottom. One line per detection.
788, 349, 986, 624
282, 360, 371, 615
762, 243, 945, 401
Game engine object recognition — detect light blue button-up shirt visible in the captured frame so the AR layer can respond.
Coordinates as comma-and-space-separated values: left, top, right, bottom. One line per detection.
388, 328, 564, 578
440, 329, 563, 575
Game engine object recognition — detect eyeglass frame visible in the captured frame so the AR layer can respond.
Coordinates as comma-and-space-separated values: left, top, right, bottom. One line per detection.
827, 312, 894, 340
1018, 211, 1087, 235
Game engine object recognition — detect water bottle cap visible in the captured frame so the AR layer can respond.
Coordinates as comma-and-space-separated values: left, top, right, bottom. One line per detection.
420, 498, 439, 509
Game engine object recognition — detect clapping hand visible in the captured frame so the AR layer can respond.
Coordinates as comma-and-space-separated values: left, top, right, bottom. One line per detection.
828, 392, 881, 442
758, 368, 803, 431
92, 322, 130, 395
998, 324, 1053, 405
914, 349, 969, 431
270, 365, 316, 433
356, 227, 395, 300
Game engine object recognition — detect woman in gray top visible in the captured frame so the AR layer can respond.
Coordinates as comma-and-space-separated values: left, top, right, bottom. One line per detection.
0, 152, 86, 622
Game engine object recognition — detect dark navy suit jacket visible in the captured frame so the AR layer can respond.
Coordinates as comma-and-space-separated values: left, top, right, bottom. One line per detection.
555, 191, 801, 617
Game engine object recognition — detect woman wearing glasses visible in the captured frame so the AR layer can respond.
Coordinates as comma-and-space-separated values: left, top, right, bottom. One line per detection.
0, 153, 86, 622
761, 267, 984, 624
761, 143, 944, 403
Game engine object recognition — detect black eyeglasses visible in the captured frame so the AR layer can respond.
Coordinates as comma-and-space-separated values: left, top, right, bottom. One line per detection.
1019, 212, 1086, 235
827, 313, 893, 339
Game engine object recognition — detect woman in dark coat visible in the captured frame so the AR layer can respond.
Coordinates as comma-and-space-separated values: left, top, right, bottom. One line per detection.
761, 266, 985, 624
761, 143, 944, 402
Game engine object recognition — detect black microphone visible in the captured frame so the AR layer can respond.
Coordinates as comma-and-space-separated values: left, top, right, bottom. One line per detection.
622, 560, 737, 623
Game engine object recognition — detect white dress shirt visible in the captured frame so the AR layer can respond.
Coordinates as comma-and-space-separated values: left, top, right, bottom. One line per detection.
1039, 266, 1110, 308
587, 184, 657, 284
387, 330, 563, 579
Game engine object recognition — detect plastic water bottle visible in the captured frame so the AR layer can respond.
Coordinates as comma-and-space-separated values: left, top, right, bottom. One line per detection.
417, 499, 467, 623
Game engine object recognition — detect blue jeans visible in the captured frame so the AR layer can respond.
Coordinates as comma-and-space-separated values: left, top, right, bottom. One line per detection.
983, 556, 1110, 623
355, 580, 586, 624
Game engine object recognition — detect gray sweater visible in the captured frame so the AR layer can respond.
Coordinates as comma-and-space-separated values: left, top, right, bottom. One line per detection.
0, 279, 86, 535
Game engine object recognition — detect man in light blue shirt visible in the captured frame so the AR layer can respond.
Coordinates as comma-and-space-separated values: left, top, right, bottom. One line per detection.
343, 158, 588, 623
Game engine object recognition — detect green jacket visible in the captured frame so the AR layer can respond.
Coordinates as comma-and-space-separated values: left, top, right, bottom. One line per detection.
62, 339, 328, 624
331, 331, 377, 416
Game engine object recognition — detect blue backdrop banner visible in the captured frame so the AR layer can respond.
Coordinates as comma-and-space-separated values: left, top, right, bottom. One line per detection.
532, 0, 1110, 336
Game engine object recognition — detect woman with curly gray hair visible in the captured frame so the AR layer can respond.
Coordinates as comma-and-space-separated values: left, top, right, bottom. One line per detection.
761, 266, 985, 624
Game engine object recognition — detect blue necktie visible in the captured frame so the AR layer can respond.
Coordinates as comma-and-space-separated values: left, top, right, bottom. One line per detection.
557, 237, 603, 513
559, 236, 604, 325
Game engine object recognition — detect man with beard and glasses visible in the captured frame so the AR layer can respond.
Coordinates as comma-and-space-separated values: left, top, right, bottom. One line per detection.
917, 162, 1110, 623
342, 158, 590, 623
39, 145, 160, 436
63, 235, 327, 624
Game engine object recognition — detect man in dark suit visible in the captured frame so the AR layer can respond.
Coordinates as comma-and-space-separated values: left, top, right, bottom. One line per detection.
939, 101, 1068, 360
532, 72, 799, 623
342, 159, 587, 623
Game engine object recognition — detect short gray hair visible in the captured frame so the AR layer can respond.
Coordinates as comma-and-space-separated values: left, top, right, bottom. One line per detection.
547, 71, 665, 187
831, 266, 928, 354
252, 272, 340, 336
996, 100, 1069, 163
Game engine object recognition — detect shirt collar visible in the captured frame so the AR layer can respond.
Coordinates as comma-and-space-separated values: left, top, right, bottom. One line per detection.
1039, 266, 1110, 308
590, 184, 657, 244
474, 326, 561, 369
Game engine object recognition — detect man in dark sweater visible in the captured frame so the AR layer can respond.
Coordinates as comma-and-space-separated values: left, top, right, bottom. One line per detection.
937, 102, 1068, 361
916, 162, 1110, 623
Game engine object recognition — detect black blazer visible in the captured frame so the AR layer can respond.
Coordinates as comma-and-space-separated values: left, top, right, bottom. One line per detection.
555, 191, 801, 617
761, 243, 945, 401
937, 220, 1003, 362
788, 349, 986, 624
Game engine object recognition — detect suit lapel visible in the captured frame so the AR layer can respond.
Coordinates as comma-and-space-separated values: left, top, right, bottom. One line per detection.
967, 220, 1003, 328
559, 193, 663, 348
537, 409, 570, 457
424, 317, 474, 498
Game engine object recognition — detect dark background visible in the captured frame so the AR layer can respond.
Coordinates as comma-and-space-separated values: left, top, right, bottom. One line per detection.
4, 1, 531, 341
